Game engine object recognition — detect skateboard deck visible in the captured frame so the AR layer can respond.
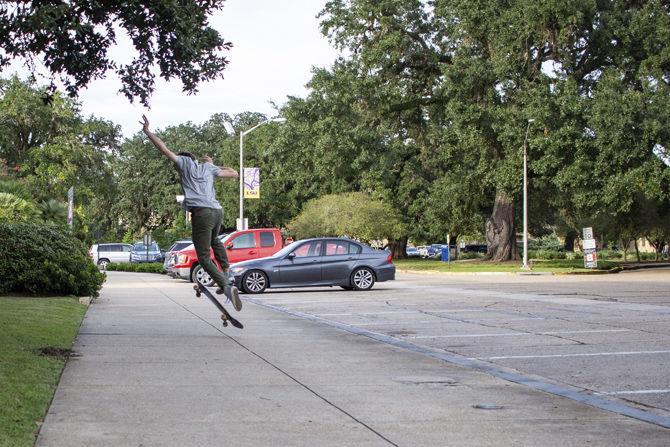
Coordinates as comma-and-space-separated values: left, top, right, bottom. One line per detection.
193, 284, 244, 329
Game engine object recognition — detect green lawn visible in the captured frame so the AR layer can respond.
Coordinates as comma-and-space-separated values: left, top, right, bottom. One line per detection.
394, 258, 620, 273
0, 297, 87, 447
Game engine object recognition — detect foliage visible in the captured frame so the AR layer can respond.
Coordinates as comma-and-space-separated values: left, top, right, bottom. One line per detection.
317, 0, 670, 261
0, 77, 121, 243
527, 250, 567, 260
0, 1, 232, 106
0, 192, 40, 222
105, 262, 165, 274
37, 198, 68, 223
0, 297, 86, 446
0, 223, 105, 296
529, 233, 563, 252
287, 192, 404, 242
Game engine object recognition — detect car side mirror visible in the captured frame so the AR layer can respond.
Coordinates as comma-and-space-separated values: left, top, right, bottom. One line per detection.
287, 252, 296, 260
226, 243, 233, 250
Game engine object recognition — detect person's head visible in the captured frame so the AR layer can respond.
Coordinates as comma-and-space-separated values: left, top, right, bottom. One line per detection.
177, 152, 196, 161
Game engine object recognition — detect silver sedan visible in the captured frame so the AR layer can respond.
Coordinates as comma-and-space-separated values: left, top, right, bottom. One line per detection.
229, 238, 396, 294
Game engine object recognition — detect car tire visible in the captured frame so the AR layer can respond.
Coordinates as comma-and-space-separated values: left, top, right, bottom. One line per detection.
241, 270, 268, 294
192, 264, 215, 287
351, 267, 375, 291
97, 258, 110, 269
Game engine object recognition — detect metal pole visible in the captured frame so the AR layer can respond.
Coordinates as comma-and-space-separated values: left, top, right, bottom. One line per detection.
239, 132, 244, 230
522, 119, 534, 270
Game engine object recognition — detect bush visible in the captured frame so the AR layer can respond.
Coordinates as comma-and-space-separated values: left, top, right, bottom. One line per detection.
529, 250, 567, 260
106, 262, 165, 273
459, 251, 484, 260
599, 249, 623, 260
0, 223, 105, 296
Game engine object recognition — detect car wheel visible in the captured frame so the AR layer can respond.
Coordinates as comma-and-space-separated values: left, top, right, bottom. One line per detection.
351, 267, 375, 291
97, 258, 110, 269
192, 264, 215, 287
242, 270, 268, 294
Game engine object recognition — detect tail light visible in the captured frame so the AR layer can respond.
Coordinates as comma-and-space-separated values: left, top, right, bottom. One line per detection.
387, 254, 393, 264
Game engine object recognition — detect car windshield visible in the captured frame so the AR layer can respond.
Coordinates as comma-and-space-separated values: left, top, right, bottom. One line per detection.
133, 242, 160, 251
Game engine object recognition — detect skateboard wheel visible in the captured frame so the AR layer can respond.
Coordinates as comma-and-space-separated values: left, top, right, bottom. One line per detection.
222, 320, 228, 327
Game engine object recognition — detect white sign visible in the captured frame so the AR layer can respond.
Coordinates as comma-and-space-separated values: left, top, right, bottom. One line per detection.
583, 239, 596, 250
582, 227, 593, 240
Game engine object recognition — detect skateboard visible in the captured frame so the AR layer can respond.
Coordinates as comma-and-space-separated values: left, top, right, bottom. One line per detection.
193, 284, 244, 329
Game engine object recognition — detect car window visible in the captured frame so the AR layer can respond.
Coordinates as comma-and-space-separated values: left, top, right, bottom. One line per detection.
325, 241, 349, 256
132, 242, 159, 251
260, 232, 275, 248
349, 243, 362, 254
230, 233, 256, 249
292, 241, 322, 258
122, 245, 131, 252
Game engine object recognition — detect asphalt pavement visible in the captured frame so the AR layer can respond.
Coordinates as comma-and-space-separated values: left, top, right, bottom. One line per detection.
36, 270, 670, 446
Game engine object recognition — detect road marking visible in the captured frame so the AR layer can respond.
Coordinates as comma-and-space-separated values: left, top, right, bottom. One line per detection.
317, 311, 418, 316
407, 333, 525, 339
538, 329, 631, 335
356, 321, 436, 326
599, 390, 670, 396
485, 350, 670, 360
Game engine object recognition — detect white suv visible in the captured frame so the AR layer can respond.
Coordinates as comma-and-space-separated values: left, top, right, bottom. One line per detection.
89, 243, 132, 268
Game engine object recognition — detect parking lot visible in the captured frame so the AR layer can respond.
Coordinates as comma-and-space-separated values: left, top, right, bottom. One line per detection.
244, 269, 670, 425
37, 269, 670, 446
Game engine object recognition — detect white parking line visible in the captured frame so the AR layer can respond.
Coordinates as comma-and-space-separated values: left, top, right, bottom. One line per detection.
599, 389, 670, 396
317, 311, 418, 316
538, 329, 631, 335
407, 333, 525, 339
484, 350, 670, 360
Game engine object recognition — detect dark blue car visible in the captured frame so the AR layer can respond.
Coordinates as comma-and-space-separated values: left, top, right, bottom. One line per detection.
228, 237, 396, 294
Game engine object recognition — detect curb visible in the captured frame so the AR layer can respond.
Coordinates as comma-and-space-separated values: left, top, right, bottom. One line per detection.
78, 296, 93, 306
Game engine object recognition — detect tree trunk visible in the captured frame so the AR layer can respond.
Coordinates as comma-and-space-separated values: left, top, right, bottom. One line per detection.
634, 239, 640, 263
564, 230, 577, 252
485, 192, 519, 262
387, 237, 408, 259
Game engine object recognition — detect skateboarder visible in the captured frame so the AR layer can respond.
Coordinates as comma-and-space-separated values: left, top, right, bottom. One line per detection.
141, 115, 242, 312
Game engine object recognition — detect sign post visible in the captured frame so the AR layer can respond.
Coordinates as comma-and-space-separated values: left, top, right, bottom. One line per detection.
143, 233, 152, 263
582, 227, 598, 268
67, 186, 74, 227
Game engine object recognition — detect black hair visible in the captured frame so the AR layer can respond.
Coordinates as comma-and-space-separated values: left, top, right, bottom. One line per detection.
177, 151, 196, 161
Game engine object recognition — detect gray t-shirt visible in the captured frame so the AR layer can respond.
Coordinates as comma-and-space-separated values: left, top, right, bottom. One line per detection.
175, 155, 222, 210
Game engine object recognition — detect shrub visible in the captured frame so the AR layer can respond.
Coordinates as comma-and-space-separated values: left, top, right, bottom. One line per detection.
599, 249, 623, 260
459, 251, 484, 260
530, 250, 567, 260
0, 223, 105, 296
106, 262, 165, 274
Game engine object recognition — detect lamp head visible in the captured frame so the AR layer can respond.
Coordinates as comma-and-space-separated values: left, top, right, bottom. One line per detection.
271, 117, 287, 123
223, 121, 235, 136
528, 119, 535, 123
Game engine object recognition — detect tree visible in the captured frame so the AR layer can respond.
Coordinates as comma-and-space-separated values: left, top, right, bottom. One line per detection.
287, 192, 404, 243
0, 1, 232, 105
319, 0, 670, 261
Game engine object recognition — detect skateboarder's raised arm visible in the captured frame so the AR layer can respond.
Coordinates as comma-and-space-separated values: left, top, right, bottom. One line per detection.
140, 115, 177, 163
216, 167, 239, 179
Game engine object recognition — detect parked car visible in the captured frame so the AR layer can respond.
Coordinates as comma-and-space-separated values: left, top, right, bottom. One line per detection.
168, 228, 285, 286
229, 237, 396, 294
405, 246, 421, 258
163, 239, 193, 271
89, 243, 132, 268
130, 241, 163, 263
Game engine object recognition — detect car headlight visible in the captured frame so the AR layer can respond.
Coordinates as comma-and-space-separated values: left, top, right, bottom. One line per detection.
230, 266, 246, 275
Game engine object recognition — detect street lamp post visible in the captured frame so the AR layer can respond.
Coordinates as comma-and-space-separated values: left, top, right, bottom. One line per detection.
522, 118, 535, 270
237, 118, 286, 230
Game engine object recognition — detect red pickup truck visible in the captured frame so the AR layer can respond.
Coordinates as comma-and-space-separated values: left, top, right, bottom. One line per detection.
167, 228, 285, 286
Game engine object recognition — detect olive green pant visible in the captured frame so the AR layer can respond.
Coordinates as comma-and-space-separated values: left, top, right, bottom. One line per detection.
190, 207, 230, 289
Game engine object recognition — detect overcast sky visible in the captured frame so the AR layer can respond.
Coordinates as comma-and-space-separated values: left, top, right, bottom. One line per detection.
66, 0, 340, 137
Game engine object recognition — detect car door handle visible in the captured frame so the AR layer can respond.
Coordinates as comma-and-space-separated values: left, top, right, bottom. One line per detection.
312, 259, 319, 262
249, 250, 257, 254
347, 257, 354, 260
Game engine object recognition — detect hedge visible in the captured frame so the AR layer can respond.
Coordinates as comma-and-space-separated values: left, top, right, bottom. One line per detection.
105, 262, 165, 274
0, 223, 105, 296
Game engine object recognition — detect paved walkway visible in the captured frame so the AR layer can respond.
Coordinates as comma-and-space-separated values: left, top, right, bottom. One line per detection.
37, 272, 669, 446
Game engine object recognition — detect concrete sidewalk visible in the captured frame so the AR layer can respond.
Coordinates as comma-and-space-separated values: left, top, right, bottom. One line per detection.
37, 272, 669, 446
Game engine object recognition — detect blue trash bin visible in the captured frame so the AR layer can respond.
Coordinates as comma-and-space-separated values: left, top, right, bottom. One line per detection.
440, 246, 449, 262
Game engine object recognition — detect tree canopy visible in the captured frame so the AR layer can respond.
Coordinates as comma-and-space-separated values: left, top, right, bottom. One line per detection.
0, 1, 232, 105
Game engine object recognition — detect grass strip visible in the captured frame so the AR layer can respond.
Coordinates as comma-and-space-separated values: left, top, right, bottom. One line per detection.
394, 258, 619, 273
0, 297, 87, 447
